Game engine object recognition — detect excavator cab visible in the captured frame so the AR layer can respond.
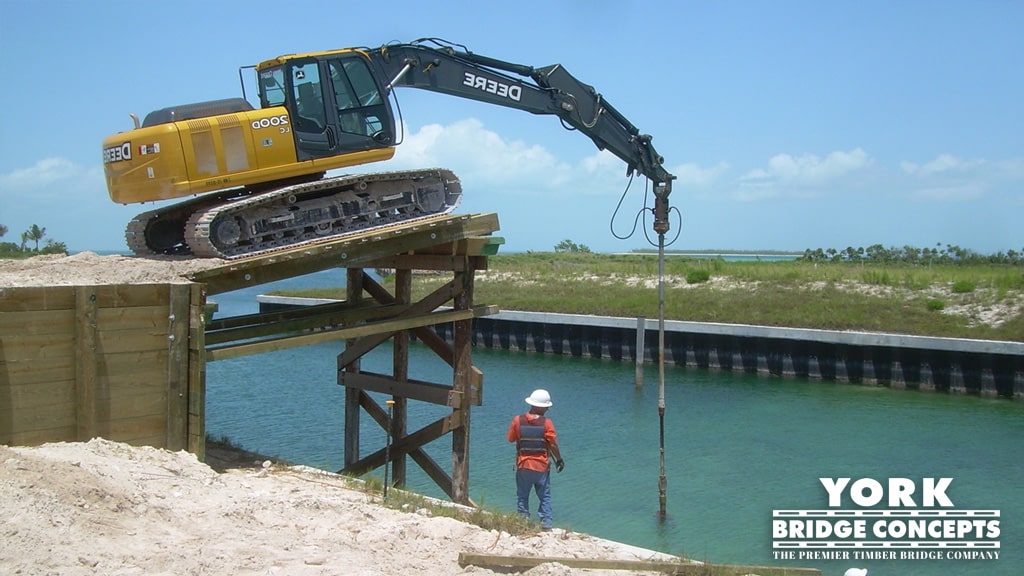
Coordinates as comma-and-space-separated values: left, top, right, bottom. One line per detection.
258, 53, 396, 163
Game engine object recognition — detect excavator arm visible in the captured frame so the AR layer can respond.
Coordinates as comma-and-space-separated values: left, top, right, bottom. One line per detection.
366, 39, 675, 232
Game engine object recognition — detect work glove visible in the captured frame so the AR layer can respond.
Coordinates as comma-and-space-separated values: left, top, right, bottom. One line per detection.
555, 459, 565, 473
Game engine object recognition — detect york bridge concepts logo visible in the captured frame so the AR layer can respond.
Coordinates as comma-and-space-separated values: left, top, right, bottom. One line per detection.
772, 478, 1001, 562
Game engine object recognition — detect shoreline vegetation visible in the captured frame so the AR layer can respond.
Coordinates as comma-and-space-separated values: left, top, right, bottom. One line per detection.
276, 250, 1024, 343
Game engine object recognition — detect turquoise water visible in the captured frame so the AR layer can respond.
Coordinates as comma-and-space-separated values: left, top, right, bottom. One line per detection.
206, 272, 1022, 576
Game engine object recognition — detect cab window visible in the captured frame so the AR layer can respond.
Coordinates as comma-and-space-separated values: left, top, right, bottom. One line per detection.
258, 67, 287, 107
328, 57, 387, 136
292, 63, 325, 131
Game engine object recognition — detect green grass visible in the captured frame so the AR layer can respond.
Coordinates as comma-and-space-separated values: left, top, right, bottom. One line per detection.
276, 253, 1024, 342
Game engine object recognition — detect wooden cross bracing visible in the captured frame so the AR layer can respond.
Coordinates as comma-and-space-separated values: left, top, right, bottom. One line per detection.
340, 260, 486, 505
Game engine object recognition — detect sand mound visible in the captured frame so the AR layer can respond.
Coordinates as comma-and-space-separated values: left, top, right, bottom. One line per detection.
0, 439, 677, 575
0, 252, 226, 287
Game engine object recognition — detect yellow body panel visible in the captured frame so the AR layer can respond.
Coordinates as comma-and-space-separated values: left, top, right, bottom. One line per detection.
103, 106, 395, 204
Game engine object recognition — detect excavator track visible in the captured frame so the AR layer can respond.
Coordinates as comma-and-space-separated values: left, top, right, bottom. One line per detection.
125, 187, 259, 256
125, 169, 461, 260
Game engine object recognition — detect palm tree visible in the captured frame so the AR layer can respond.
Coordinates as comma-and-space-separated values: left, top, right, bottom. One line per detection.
0, 224, 8, 238
25, 224, 46, 251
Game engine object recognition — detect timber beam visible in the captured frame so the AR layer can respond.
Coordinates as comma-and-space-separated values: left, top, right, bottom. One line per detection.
343, 371, 481, 407
205, 300, 407, 345
457, 553, 821, 575
207, 304, 496, 362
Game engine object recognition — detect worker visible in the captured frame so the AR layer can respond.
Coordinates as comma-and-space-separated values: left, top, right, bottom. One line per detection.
507, 388, 565, 530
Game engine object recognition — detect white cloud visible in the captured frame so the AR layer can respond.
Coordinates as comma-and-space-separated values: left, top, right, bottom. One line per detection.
734, 148, 873, 201
387, 118, 573, 189
898, 153, 1024, 202
382, 118, 676, 199
674, 161, 729, 190
909, 184, 985, 201
901, 153, 984, 176
761, 148, 871, 184
0, 157, 95, 193
1, 157, 107, 208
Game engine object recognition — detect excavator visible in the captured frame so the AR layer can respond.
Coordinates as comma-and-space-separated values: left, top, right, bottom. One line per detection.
102, 38, 675, 259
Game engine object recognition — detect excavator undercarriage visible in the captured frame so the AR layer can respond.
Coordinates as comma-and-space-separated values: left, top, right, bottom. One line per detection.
126, 168, 461, 260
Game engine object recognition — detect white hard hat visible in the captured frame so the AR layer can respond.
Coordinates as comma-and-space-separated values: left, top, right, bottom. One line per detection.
843, 569, 867, 576
525, 389, 553, 408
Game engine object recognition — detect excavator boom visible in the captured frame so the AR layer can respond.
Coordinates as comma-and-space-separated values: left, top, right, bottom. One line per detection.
366, 39, 674, 194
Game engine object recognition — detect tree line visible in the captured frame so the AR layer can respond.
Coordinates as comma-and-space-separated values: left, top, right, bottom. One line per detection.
798, 243, 1023, 266
0, 223, 68, 256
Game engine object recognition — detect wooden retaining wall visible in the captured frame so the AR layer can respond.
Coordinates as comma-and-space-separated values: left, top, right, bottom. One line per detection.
0, 283, 206, 454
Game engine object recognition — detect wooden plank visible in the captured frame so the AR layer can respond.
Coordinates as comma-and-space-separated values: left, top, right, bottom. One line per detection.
122, 433, 168, 448
0, 378, 76, 411
343, 268, 364, 469
9, 329, 164, 360
1, 356, 74, 386
95, 327, 169, 354
75, 286, 99, 441
343, 371, 479, 407
207, 300, 353, 330
4, 425, 77, 446
192, 212, 500, 295
101, 349, 168, 373
363, 253, 490, 272
0, 284, 173, 312
451, 265, 473, 505
100, 369, 169, 392
205, 301, 407, 345
188, 284, 207, 458
92, 284, 173, 308
95, 305, 168, 329
416, 238, 500, 258
392, 268, 411, 487
0, 305, 173, 334
0, 308, 74, 335
103, 414, 170, 445
0, 286, 75, 312
457, 553, 822, 575
208, 305, 498, 362
205, 300, 386, 333
166, 284, 190, 451
3, 398, 77, 432
104, 389, 168, 419
0, 333, 74, 362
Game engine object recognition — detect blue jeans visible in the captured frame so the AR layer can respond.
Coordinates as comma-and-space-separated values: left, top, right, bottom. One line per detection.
516, 467, 552, 528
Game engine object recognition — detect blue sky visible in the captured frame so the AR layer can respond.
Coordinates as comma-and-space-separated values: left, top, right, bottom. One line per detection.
1, 0, 1021, 255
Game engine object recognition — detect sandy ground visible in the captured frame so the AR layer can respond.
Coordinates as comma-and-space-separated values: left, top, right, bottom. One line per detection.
0, 439, 681, 576
0, 252, 225, 286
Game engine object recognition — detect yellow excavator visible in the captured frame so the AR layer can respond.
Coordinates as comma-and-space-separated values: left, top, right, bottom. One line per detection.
102, 38, 674, 259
